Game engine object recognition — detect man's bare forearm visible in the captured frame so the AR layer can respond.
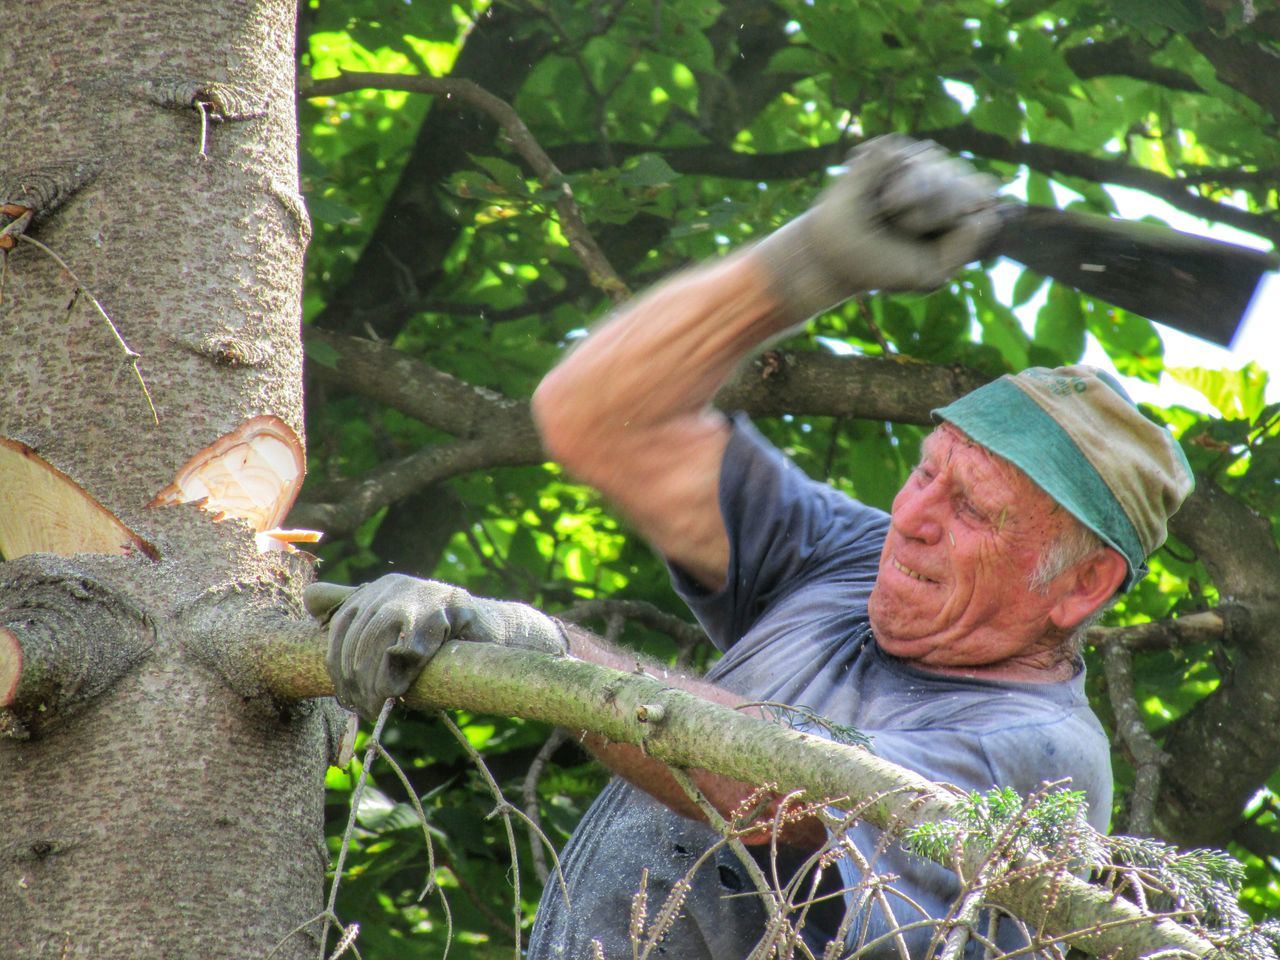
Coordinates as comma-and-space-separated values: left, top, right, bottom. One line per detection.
532, 251, 793, 588
538, 251, 791, 435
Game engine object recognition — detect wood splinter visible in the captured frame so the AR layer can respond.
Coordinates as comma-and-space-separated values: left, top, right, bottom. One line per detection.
148, 415, 320, 553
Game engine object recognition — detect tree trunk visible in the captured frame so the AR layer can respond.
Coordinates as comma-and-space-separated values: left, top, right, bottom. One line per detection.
0, 3, 333, 957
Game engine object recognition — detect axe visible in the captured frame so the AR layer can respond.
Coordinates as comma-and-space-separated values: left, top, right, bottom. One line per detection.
981, 204, 1279, 346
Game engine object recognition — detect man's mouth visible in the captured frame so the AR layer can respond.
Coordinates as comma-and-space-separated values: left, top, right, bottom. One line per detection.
891, 556, 935, 582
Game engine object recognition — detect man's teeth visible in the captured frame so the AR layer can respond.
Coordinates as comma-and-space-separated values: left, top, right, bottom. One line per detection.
892, 557, 929, 581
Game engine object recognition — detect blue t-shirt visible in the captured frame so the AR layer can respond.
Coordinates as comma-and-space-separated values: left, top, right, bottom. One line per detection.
528, 417, 1113, 959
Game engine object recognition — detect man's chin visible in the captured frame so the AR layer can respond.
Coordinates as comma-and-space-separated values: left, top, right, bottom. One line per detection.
872, 631, 927, 661
868, 590, 914, 647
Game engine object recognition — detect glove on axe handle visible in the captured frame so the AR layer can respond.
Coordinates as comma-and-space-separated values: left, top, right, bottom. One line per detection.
980, 203, 1279, 346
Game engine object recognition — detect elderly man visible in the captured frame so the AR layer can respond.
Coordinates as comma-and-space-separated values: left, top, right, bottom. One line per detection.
312, 138, 1193, 958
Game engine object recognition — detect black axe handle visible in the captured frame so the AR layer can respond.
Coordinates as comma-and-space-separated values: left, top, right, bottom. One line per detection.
982, 204, 1279, 346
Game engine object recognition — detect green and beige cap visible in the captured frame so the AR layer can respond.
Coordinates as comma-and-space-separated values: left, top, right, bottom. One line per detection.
933, 365, 1195, 591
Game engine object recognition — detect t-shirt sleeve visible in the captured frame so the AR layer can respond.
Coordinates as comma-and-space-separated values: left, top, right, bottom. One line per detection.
669, 414, 889, 651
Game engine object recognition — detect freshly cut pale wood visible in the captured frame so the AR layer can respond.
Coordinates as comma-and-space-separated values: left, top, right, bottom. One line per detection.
150, 416, 314, 551
0, 627, 19, 707
0, 438, 157, 561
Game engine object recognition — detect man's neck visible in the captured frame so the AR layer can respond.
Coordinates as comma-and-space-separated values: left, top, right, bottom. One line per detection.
913, 655, 1079, 684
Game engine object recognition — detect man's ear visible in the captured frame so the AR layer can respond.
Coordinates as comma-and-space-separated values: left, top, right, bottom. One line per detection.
1049, 547, 1128, 631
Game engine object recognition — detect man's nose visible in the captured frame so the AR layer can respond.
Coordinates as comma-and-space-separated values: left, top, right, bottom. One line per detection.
892, 481, 946, 545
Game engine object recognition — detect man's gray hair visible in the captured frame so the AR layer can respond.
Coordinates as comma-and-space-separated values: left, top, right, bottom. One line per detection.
1029, 517, 1103, 594
1029, 518, 1111, 658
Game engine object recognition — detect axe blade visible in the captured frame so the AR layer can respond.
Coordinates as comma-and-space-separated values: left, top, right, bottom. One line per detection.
987, 205, 1279, 347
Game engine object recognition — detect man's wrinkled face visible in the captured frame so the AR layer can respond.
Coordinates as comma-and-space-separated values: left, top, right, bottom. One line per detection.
869, 424, 1081, 674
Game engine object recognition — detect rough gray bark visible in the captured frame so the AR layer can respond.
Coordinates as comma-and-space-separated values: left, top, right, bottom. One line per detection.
0, 2, 333, 957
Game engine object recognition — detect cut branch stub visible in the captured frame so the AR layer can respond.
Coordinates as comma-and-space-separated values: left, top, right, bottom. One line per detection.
149, 415, 317, 552
0, 158, 102, 230
0, 438, 158, 562
136, 77, 268, 121
0, 627, 19, 708
0, 555, 156, 731
0, 205, 33, 251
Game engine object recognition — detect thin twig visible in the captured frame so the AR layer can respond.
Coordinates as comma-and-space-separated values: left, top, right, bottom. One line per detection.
937, 887, 985, 960
264, 911, 363, 960
302, 71, 628, 301
665, 767, 806, 959
320, 699, 395, 959
439, 712, 525, 959
327, 922, 360, 960
16, 232, 159, 425
521, 728, 569, 887
372, 742, 437, 894
827, 819, 913, 960
197, 99, 210, 159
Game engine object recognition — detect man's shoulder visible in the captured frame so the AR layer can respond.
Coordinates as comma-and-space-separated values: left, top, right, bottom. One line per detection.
724, 415, 890, 521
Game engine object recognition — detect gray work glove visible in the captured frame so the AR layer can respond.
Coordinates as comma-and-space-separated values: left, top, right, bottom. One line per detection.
753, 134, 1000, 323
304, 574, 570, 720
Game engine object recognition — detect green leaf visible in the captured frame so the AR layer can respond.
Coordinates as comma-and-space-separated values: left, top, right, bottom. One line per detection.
1011, 268, 1046, 308
469, 154, 528, 194
766, 45, 823, 76
1113, 0, 1207, 34
1168, 363, 1270, 422
303, 337, 341, 370
1025, 171, 1057, 209
1085, 306, 1163, 381
970, 94, 1023, 142
306, 194, 362, 225
619, 154, 680, 188
1033, 283, 1086, 362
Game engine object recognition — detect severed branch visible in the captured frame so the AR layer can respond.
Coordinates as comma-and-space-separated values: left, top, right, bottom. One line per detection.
259, 635, 1215, 960
0, 555, 157, 734
301, 71, 627, 302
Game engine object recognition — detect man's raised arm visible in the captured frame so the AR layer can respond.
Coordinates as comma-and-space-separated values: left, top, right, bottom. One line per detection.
531, 135, 999, 590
